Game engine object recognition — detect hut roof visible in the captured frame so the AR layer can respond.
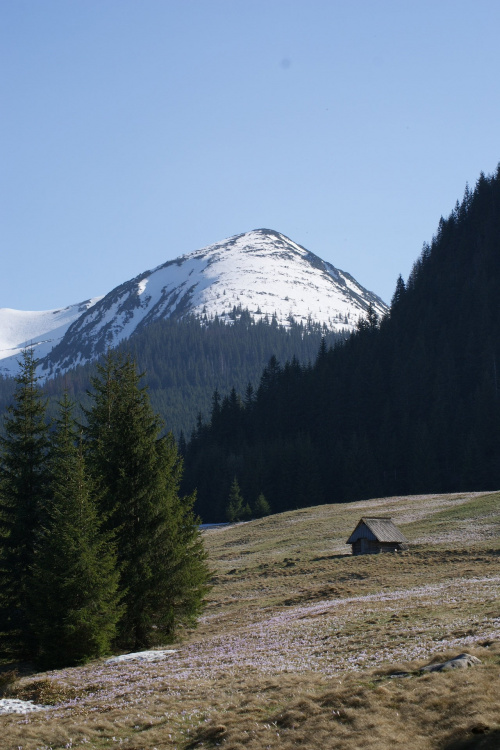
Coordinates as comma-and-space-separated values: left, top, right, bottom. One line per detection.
346, 517, 408, 545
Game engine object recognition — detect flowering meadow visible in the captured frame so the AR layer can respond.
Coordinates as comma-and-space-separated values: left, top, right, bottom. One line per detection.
1, 491, 499, 749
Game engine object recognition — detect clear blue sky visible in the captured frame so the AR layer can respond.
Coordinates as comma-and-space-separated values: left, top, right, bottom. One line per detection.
2, 0, 500, 310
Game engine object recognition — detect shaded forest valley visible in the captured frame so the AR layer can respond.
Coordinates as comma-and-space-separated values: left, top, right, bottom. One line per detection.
183, 169, 500, 521
1, 491, 499, 750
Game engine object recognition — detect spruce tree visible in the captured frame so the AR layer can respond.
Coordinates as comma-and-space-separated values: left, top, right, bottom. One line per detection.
30, 393, 122, 668
226, 477, 245, 522
0, 347, 50, 658
85, 352, 209, 648
253, 493, 271, 518
149, 433, 211, 638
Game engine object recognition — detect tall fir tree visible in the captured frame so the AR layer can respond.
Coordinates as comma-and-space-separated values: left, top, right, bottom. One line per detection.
85, 352, 210, 648
29, 392, 123, 668
0, 347, 50, 658
150, 432, 211, 638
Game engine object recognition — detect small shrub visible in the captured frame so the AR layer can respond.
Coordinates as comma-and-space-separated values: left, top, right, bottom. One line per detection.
14, 678, 78, 705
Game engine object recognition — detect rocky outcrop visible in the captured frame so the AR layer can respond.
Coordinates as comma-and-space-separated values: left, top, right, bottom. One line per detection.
420, 653, 482, 673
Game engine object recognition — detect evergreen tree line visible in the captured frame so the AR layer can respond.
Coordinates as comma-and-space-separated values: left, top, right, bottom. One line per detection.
0, 348, 210, 669
182, 168, 500, 521
224, 475, 271, 522
25, 312, 345, 439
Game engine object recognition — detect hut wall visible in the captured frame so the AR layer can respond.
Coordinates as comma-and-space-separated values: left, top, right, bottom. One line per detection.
348, 524, 378, 544
378, 542, 407, 553
352, 540, 407, 555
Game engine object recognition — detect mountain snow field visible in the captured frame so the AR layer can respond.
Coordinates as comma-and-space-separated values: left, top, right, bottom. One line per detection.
0, 299, 101, 376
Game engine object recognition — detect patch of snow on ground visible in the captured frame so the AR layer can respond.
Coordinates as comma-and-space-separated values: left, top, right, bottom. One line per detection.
0, 698, 50, 714
105, 649, 177, 664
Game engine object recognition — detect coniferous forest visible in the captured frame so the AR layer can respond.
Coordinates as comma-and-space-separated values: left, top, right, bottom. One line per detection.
0, 348, 210, 668
0, 313, 345, 441
183, 168, 500, 521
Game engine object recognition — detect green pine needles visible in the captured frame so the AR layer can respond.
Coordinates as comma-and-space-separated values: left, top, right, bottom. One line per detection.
0, 349, 210, 668
30, 392, 123, 668
0, 347, 50, 659
84, 352, 210, 650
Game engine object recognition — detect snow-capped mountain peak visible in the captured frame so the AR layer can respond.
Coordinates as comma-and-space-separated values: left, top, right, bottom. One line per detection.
0, 230, 387, 378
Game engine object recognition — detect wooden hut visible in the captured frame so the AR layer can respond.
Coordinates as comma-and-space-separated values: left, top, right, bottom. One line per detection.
346, 517, 408, 555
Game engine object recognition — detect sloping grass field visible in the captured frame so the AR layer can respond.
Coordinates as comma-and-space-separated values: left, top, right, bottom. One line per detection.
2, 491, 500, 749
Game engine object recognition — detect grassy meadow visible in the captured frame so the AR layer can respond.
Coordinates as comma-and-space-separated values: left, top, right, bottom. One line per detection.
1, 491, 499, 750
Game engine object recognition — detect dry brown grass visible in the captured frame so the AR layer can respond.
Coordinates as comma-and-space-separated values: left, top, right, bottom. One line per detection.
1, 491, 499, 750
188, 643, 500, 750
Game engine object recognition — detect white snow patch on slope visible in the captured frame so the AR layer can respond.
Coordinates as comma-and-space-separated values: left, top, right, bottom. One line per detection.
168, 230, 382, 329
0, 698, 50, 714
0, 298, 102, 376
106, 649, 177, 664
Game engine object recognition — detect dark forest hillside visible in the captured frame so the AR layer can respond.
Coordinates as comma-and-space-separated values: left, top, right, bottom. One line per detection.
183, 167, 500, 521
0, 314, 344, 439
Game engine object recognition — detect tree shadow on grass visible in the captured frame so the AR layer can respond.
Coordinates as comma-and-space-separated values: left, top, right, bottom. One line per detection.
443, 728, 500, 750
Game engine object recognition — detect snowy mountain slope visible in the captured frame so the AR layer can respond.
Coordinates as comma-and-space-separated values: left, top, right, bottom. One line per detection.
1, 229, 387, 379
0, 299, 102, 377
